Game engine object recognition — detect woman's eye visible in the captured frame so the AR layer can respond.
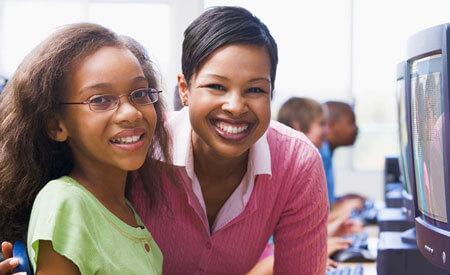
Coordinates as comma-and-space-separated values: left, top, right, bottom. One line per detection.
207, 84, 225, 91
247, 87, 267, 94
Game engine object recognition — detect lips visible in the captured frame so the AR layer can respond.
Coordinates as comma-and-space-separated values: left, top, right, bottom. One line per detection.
215, 121, 249, 134
111, 134, 143, 144
110, 129, 146, 151
211, 119, 253, 140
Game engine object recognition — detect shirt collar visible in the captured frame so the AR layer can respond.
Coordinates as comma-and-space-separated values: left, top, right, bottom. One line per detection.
165, 107, 272, 177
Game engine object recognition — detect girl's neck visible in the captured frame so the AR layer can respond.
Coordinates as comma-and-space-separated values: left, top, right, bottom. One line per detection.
69, 164, 138, 228
69, 163, 128, 206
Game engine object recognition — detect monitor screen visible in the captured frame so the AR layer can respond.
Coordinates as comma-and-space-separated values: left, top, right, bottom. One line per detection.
397, 76, 413, 195
410, 53, 447, 224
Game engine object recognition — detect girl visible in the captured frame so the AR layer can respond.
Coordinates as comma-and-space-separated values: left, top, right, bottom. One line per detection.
0, 23, 171, 274
130, 6, 329, 275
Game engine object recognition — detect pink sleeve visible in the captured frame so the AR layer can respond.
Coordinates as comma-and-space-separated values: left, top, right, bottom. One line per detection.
273, 151, 329, 275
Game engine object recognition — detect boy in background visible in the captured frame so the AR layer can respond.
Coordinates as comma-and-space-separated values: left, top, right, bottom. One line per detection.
320, 101, 365, 222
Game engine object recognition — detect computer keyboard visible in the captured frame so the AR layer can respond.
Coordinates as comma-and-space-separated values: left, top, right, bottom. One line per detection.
344, 232, 368, 250
351, 200, 378, 225
326, 263, 364, 275
331, 233, 376, 262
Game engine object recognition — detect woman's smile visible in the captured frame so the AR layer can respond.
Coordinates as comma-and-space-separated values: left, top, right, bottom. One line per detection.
211, 119, 253, 141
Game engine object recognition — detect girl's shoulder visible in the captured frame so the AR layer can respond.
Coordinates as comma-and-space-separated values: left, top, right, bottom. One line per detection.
33, 176, 93, 213
38, 176, 84, 199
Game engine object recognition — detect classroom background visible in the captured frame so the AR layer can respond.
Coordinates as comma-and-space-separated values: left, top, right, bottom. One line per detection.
2, 0, 450, 202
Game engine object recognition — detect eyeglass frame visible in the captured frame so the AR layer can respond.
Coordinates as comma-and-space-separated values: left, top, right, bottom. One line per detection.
60, 88, 162, 112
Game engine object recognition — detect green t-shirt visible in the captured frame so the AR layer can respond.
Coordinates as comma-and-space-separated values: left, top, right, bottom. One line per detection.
27, 176, 163, 274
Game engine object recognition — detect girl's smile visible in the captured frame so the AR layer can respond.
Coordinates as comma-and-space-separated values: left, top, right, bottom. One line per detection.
110, 128, 146, 151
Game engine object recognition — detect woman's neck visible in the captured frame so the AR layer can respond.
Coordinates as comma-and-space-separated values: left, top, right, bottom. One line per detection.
191, 137, 249, 185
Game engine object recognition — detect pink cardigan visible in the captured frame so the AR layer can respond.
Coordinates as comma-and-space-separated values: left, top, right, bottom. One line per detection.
130, 121, 329, 275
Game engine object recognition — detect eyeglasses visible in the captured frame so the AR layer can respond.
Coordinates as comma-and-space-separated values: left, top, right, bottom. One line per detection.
60, 88, 162, 112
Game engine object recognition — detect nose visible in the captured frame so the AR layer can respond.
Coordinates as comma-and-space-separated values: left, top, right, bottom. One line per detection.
221, 91, 248, 117
114, 97, 143, 125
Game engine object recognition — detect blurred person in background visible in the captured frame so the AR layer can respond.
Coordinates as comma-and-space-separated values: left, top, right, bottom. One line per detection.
319, 101, 365, 223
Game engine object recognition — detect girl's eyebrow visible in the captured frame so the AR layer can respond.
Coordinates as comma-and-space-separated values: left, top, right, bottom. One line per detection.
79, 83, 112, 97
79, 76, 148, 96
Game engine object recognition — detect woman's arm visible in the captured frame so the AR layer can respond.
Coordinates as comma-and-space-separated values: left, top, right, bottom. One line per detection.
35, 241, 80, 275
273, 152, 329, 275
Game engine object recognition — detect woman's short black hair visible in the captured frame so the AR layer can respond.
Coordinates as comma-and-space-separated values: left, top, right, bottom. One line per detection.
182, 6, 278, 96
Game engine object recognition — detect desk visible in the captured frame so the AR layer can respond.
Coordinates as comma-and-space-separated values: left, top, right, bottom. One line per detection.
366, 225, 378, 274
335, 225, 378, 274
337, 262, 376, 275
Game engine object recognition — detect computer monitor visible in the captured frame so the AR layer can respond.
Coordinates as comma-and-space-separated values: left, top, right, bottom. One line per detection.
396, 61, 416, 223
406, 23, 450, 270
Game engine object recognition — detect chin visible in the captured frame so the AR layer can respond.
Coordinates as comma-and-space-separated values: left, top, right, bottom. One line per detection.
216, 145, 250, 159
118, 159, 147, 172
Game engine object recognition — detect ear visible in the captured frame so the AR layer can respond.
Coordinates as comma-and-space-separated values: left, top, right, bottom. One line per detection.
327, 119, 337, 129
291, 120, 302, 132
46, 114, 69, 142
177, 74, 189, 106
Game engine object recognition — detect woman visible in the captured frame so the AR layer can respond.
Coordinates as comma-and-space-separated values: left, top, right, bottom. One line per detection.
130, 6, 328, 275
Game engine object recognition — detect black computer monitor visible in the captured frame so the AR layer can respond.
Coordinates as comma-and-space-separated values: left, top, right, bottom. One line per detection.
396, 61, 416, 223
406, 23, 450, 270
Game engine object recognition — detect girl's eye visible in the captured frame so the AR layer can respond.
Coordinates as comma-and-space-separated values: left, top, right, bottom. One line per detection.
247, 87, 267, 94
90, 95, 112, 104
132, 90, 148, 99
207, 84, 225, 91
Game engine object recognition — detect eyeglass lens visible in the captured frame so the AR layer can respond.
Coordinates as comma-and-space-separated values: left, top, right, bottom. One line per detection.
89, 89, 159, 111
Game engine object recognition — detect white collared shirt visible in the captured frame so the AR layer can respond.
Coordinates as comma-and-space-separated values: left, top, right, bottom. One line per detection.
165, 107, 272, 233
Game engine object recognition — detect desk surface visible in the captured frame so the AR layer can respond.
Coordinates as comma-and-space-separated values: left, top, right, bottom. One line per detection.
337, 262, 376, 275
334, 225, 378, 274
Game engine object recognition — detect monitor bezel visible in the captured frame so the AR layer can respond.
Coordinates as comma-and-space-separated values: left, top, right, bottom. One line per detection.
397, 61, 416, 223
406, 23, 450, 270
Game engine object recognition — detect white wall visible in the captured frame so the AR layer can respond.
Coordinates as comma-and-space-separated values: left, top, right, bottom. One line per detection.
335, 167, 384, 201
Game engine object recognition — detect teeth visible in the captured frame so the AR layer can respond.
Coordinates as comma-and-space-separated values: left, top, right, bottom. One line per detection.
215, 122, 248, 134
111, 135, 141, 144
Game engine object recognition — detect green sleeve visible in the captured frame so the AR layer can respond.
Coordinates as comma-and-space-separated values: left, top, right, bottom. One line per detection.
27, 180, 101, 274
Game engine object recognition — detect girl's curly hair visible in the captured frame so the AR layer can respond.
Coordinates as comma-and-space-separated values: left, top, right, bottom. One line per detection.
0, 23, 172, 242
